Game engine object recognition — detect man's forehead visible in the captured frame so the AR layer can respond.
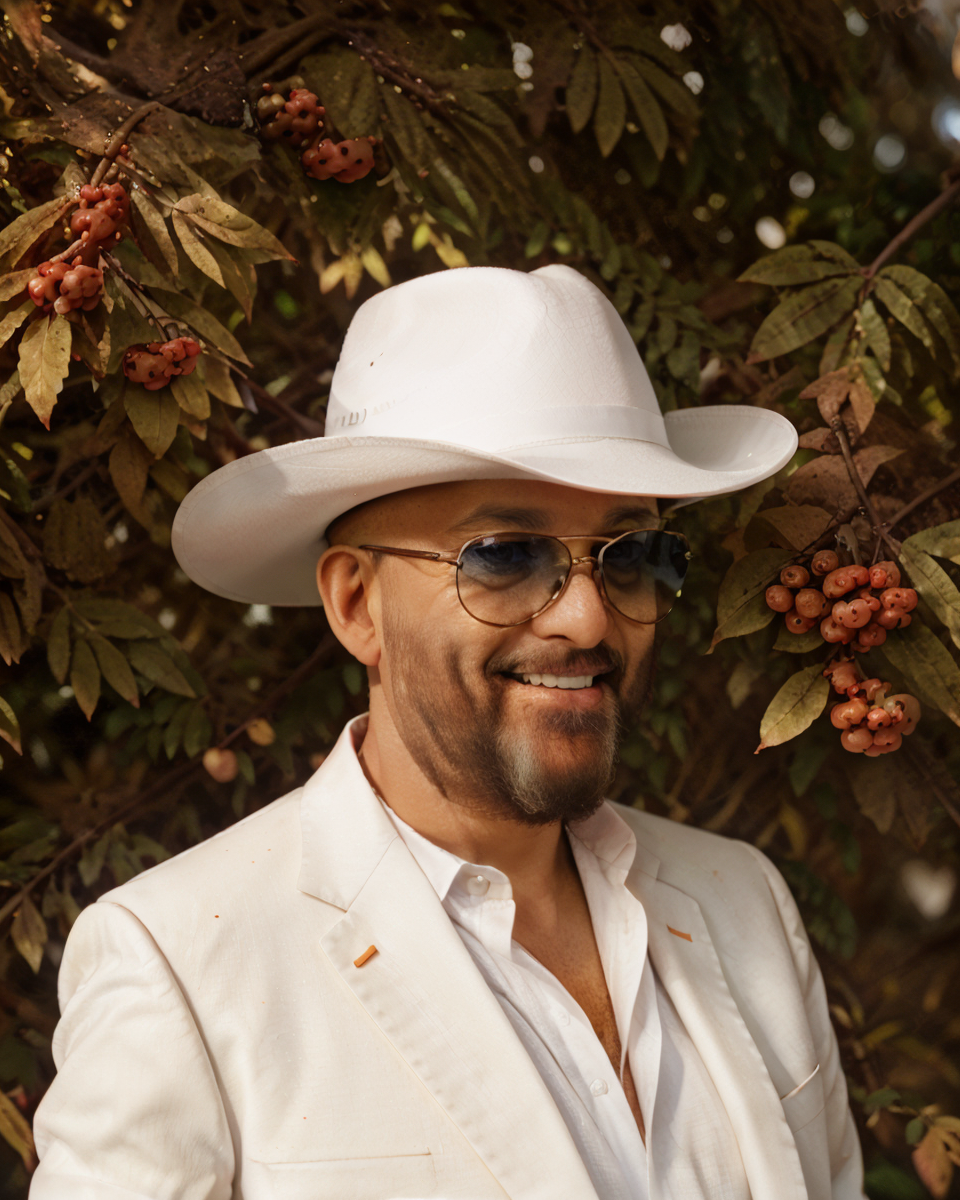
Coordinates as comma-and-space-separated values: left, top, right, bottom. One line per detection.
448, 499, 659, 534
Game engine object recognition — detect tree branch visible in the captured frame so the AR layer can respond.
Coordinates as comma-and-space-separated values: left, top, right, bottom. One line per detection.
829, 418, 902, 560
861, 177, 960, 280
883, 464, 960, 535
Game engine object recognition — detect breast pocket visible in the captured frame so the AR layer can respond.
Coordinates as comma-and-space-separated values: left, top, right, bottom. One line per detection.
779, 1063, 825, 1134
244, 1152, 438, 1199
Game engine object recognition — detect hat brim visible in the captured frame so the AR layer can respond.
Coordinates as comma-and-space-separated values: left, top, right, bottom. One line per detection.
172, 405, 796, 606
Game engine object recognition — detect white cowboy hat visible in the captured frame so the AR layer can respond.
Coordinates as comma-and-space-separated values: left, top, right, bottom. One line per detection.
172, 264, 797, 606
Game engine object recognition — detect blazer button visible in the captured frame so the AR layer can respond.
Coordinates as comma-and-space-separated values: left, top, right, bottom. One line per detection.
590, 1079, 609, 1096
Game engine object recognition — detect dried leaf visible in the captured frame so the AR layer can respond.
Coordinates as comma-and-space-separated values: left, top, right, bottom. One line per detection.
17, 314, 72, 429
852, 444, 901, 487
360, 246, 391, 289
171, 210, 224, 286
749, 505, 833, 552
0, 195, 72, 267
70, 637, 101, 720
913, 1128, 954, 1199
0, 268, 35, 302
11, 894, 46, 973
0, 298, 35, 352
0, 693, 21, 755
109, 428, 154, 527
204, 357, 244, 408
42, 495, 114, 583
756, 664, 830, 752
750, 277, 862, 363
175, 194, 293, 261
125, 387, 180, 458
130, 188, 179, 275
170, 371, 211, 420
154, 290, 252, 366
0, 593, 23, 665
903, 519, 960, 564
566, 43, 598, 134
0, 1084, 35, 1170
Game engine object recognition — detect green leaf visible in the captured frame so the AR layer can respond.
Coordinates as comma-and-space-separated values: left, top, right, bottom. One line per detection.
630, 54, 699, 122
17, 314, 72, 429
906, 1117, 926, 1145
749, 276, 861, 362
70, 638, 101, 721
78, 831, 111, 887
124, 387, 180, 458
901, 519, 960, 564
169, 370, 210, 421
594, 57, 627, 158
162, 699, 193, 759
617, 57, 667, 161
0, 693, 21, 755
47, 606, 72, 684
0, 195, 72, 267
566, 43, 598, 134
302, 46, 381, 138
174, 195, 294, 262
873, 275, 936, 356
203, 356, 244, 408
11, 894, 46, 973
858, 298, 891, 371
0, 298, 35, 353
710, 548, 794, 649
72, 598, 163, 639
881, 622, 960, 726
898, 543, 960, 650
756, 664, 830, 752
183, 701, 212, 759
881, 264, 960, 373
773, 623, 824, 653
738, 244, 856, 288
127, 641, 196, 697
89, 634, 140, 707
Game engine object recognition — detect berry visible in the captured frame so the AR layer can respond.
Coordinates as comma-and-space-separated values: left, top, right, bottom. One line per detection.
765, 585, 794, 613
822, 565, 869, 598
811, 550, 840, 576
780, 565, 810, 589
854, 621, 886, 650
824, 660, 860, 694
866, 706, 891, 730
123, 337, 201, 390
869, 560, 901, 589
854, 589, 881, 611
27, 260, 68, 311
859, 678, 890, 703
875, 605, 910, 630
884, 693, 921, 735
832, 599, 874, 629
203, 748, 238, 783
71, 206, 117, 243
246, 718, 275, 746
333, 136, 378, 183
820, 615, 854, 644
841, 727, 874, 753
260, 87, 324, 148
784, 609, 815, 634
863, 728, 902, 757
795, 588, 827, 619
302, 135, 378, 182
830, 697, 869, 730
53, 263, 103, 314
880, 587, 918, 613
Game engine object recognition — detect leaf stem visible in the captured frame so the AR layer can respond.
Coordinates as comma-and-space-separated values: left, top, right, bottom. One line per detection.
89, 102, 164, 190
828, 417, 902, 560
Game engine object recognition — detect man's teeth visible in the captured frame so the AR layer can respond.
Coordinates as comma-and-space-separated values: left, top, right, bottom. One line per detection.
518, 673, 594, 689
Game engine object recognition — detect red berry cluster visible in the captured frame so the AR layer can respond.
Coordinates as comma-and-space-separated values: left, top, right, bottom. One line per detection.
122, 337, 201, 390
765, 553, 917, 653
302, 135, 379, 183
824, 660, 921, 756
69, 182, 129, 249
257, 86, 325, 147
27, 257, 104, 315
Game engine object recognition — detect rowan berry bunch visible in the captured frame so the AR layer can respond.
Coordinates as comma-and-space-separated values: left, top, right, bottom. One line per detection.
765, 553, 917, 653
27, 257, 104, 315
257, 85, 325, 148
69, 181, 129, 249
301, 134, 379, 182
122, 337, 201, 390
824, 659, 921, 756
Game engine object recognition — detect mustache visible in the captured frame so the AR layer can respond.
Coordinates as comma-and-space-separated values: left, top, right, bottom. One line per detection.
489, 648, 622, 678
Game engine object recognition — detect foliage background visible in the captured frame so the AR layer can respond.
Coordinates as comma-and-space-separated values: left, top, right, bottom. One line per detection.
1, 0, 960, 1195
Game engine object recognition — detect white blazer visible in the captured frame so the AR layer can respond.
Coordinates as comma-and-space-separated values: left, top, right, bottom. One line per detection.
31, 717, 865, 1200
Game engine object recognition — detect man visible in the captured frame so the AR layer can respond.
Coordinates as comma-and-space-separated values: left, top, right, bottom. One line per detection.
31, 265, 865, 1199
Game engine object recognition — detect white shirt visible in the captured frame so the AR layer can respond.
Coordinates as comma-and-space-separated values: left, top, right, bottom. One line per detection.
378, 792, 751, 1200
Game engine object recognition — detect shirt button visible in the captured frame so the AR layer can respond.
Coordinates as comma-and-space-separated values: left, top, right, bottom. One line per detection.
590, 1079, 608, 1096
464, 874, 490, 896
554, 1009, 571, 1026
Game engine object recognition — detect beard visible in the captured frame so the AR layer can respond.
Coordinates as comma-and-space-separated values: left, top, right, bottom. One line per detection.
380, 599, 656, 828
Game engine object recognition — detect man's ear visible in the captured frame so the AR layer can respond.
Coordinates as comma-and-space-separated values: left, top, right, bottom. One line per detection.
316, 547, 381, 667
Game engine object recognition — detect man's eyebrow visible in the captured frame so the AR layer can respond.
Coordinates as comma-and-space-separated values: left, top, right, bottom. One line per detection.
448, 502, 659, 535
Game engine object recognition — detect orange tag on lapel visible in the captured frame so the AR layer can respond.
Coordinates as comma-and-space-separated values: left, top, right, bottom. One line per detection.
667, 926, 692, 942
353, 945, 378, 967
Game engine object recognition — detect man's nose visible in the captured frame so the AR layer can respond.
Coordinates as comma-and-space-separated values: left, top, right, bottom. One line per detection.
529, 559, 612, 645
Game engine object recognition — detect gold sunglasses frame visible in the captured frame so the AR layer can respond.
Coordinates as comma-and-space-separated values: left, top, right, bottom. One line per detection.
358, 529, 693, 628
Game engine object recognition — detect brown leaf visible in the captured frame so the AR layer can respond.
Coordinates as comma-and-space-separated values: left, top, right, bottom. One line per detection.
0, 1088, 35, 1172
853, 444, 902, 488
0, 592, 24, 665
798, 427, 840, 453
0, 693, 21, 755
799, 367, 851, 417
124, 387, 180, 458
0, 196, 72, 267
70, 637, 101, 721
784, 455, 857, 510
42, 495, 114, 584
913, 1129, 954, 1199
109, 429, 154, 528
848, 375, 876, 434
11, 894, 47, 974
749, 505, 834, 552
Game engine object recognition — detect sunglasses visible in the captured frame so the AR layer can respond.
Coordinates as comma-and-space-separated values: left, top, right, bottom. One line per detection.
358, 529, 692, 628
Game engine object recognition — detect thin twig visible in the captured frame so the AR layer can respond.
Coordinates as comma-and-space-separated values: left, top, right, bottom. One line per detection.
883, 464, 960, 535
829, 418, 902, 560
862, 178, 960, 280
235, 373, 325, 437
89, 102, 163, 190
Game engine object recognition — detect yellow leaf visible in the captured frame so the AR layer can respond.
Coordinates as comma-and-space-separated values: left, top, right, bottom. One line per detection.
0, 1088, 35, 1171
319, 259, 347, 294
342, 253, 364, 300
360, 246, 391, 288
17, 313, 72, 429
70, 637, 101, 720
433, 234, 468, 270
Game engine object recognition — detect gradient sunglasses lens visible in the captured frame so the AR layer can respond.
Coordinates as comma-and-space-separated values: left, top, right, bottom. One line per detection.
599, 531, 690, 623
457, 535, 569, 625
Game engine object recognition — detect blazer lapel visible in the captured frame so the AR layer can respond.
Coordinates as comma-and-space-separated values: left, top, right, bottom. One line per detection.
626, 852, 809, 1200
299, 719, 600, 1200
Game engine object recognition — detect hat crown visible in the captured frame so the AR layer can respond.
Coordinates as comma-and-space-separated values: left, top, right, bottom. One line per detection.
325, 265, 668, 450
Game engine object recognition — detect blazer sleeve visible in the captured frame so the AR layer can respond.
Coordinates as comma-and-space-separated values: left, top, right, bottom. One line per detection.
29, 900, 234, 1200
741, 841, 867, 1200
